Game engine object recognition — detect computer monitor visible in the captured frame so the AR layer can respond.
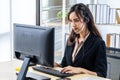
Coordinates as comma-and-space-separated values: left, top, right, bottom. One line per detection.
14, 23, 54, 80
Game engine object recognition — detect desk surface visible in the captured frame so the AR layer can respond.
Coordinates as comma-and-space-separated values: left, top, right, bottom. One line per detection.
0, 60, 110, 80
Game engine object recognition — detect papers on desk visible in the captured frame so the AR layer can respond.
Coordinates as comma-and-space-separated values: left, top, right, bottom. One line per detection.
78, 76, 109, 80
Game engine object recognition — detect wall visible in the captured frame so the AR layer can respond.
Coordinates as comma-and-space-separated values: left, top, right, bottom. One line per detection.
12, 0, 36, 25
97, 0, 120, 8
0, 0, 11, 62
77, 0, 90, 4
107, 0, 120, 8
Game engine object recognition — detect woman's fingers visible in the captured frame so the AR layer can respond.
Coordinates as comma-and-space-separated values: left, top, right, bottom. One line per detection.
61, 66, 72, 73
61, 66, 83, 74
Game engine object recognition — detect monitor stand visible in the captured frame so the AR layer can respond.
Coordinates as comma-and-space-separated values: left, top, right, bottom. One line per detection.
17, 57, 50, 80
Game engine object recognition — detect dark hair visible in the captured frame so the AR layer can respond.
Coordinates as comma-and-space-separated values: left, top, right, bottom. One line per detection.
67, 3, 102, 45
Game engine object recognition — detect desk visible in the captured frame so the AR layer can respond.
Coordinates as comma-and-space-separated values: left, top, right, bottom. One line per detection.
0, 60, 110, 80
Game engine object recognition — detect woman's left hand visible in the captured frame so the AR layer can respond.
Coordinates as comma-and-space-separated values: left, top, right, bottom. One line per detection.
61, 66, 85, 74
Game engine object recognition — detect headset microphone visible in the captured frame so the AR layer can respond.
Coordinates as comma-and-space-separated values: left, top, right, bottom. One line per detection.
74, 23, 84, 34
70, 23, 84, 42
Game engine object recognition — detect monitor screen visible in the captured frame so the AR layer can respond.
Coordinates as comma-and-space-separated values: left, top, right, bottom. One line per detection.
14, 23, 54, 67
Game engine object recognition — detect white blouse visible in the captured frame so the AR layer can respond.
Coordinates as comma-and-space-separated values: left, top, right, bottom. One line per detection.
72, 32, 90, 62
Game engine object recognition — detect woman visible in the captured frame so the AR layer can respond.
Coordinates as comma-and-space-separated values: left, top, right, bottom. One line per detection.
55, 3, 107, 77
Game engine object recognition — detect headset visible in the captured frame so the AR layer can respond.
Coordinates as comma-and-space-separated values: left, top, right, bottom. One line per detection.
69, 4, 90, 43
82, 10, 89, 23
70, 21, 85, 43
76, 4, 90, 23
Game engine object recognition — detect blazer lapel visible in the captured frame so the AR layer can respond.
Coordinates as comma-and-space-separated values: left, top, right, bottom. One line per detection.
67, 44, 75, 65
73, 33, 93, 64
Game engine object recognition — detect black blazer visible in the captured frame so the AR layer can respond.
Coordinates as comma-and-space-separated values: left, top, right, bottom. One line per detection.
61, 33, 107, 77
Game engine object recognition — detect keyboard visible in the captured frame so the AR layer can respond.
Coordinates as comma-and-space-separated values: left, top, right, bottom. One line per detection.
32, 66, 73, 77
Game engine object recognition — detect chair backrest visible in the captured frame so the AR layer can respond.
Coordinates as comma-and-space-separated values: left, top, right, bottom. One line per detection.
106, 62, 111, 78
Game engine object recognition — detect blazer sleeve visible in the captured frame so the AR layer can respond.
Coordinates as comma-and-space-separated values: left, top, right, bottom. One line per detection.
94, 39, 107, 77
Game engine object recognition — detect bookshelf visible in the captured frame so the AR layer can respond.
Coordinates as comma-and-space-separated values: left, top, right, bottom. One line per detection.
87, 4, 117, 24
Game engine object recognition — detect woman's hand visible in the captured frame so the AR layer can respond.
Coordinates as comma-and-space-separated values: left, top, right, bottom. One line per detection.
61, 66, 84, 74
61, 66, 97, 76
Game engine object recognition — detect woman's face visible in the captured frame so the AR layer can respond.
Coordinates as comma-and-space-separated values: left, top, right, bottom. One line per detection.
69, 12, 85, 34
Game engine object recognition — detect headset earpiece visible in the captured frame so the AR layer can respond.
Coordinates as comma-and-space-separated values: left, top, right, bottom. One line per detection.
84, 16, 89, 23
83, 11, 89, 23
